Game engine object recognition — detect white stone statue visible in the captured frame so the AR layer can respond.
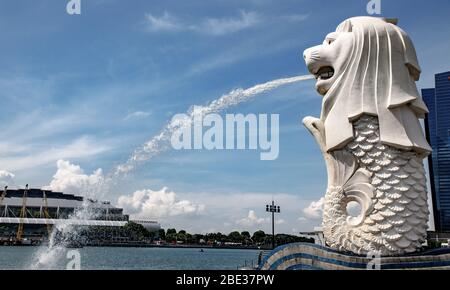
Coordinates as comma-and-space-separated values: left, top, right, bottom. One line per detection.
302, 16, 431, 256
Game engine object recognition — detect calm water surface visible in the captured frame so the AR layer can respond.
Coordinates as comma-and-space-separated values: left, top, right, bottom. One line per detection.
0, 246, 260, 270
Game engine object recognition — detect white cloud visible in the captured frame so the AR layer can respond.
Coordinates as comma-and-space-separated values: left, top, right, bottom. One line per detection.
144, 11, 308, 36
0, 136, 110, 172
0, 170, 15, 186
302, 197, 324, 219
280, 14, 309, 23
124, 111, 152, 121
145, 11, 180, 32
117, 187, 205, 219
43, 160, 104, 195
163, 191, 321, 233
113, 190, 321, 234
236, 209, 285, 229
144, 10, 260, 35
236, 210, 269, 227
199, 11, 260, 36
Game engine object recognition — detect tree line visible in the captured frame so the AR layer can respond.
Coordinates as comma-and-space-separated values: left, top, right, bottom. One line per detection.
117, 222, 315, 246
0, 222, 315, 248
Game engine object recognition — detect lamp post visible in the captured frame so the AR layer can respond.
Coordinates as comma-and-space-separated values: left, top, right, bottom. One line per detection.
266, 200, 280, 249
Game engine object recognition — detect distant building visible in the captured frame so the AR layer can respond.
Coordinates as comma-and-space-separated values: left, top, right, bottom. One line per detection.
422, 71, 450, 232
0, 187, 160, 240
0, 188, 127, 220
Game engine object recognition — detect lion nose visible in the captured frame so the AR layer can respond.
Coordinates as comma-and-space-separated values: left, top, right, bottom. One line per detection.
303, 45, 321, 73
303, 49, 308, 60
303, 49, 310, 61
303, 46, 320, 62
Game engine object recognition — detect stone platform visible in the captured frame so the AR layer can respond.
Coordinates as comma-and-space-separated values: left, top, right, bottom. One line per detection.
258, 243, 450, 270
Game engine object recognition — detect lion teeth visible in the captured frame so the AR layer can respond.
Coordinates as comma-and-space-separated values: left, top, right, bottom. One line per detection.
316, 66, 334, 80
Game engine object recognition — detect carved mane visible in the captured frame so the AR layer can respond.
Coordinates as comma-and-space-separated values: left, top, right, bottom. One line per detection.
320, 17, 431, 155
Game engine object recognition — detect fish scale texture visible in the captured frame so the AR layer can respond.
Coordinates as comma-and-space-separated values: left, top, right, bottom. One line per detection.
323, 115, 429, 256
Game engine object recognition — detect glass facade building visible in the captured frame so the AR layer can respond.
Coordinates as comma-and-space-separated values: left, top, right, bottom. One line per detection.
422, 71, 450, 232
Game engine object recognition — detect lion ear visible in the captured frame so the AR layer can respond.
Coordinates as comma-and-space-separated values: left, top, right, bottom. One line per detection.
383, 18, 398, 25
336, 19, 352, 32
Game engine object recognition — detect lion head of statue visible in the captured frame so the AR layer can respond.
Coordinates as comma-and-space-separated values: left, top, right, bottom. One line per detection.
303, 16, 431, 155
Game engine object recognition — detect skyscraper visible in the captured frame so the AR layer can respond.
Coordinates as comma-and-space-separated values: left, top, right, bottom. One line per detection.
422, 71, 450, 232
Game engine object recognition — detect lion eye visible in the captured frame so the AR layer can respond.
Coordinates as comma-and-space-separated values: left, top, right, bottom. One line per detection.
325, 38, 335, 45
324, 32, 338, 45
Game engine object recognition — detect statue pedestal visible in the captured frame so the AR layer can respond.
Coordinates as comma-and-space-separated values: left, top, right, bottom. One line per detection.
258, 243, 450, 270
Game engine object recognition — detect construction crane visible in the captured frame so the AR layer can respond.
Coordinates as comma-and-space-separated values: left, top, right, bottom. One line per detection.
0, 186, 7, 216
16, 184, 28, 242
42, 190, 53, 238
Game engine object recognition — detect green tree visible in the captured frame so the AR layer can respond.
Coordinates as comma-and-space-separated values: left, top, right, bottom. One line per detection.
123, 221, 150, 240
252, 230, 266, 244
165, 228, 177, 243
241, 231, 251, 245
186, 233, 193, 243
205, 232, 227, 244
193, 234, 205, 244
228, 231, 243, 243
166, 228, 177, 235
177, 230, 187, 242
158, 229, 166, 240
427, 240, 442, 249
241, 231, 251, 239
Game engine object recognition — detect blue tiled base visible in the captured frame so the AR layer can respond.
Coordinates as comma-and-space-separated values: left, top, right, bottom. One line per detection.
258, 243, 450, 270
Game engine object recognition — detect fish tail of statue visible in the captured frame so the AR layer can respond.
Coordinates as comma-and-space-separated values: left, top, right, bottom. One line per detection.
304, 115, 429, 256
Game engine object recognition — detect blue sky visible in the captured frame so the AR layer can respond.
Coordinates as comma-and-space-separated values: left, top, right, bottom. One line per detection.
0, 0, 449, 234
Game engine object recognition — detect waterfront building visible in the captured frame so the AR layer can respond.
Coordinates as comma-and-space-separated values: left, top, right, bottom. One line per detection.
0, 187, 160, 241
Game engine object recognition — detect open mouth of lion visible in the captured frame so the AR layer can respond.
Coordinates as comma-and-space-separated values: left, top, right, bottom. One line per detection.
314, 66, 334, 80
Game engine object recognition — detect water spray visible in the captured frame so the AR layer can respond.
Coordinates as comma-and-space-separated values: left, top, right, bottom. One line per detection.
30, 74, 313, 269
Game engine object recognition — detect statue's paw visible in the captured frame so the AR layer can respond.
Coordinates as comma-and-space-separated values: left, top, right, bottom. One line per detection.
302, 116, 321, 132
302, 116, 326, 152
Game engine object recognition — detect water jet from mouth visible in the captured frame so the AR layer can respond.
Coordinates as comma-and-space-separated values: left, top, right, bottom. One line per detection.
29, 74, 314, 269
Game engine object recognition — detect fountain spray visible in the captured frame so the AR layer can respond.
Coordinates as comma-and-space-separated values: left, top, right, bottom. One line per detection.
29, 74, 313, 269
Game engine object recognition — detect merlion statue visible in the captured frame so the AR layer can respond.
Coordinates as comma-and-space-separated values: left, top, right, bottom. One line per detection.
302, 16, 431, 256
